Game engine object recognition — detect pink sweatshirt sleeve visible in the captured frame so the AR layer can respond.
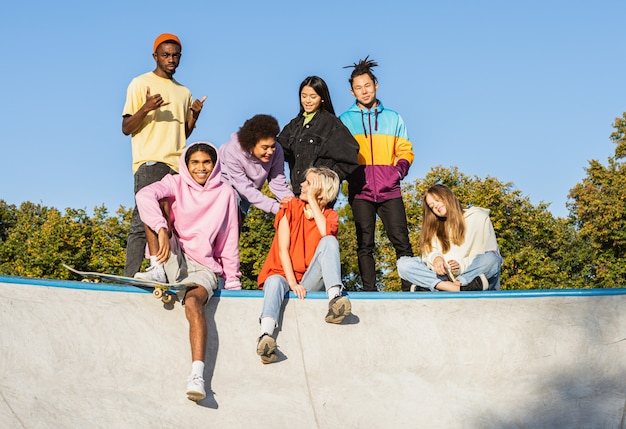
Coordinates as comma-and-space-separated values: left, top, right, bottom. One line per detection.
135, 178, 173, 234
215, 191, 242, 290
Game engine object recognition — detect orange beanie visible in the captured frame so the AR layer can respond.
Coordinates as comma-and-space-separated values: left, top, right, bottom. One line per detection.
153, 33, 181, 53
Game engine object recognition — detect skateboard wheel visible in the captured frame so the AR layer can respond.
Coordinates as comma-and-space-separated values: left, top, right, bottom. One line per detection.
162, 294, 173, 304
153, 289, 163, 299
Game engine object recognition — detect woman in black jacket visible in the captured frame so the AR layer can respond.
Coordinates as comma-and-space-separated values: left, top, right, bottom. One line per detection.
277, 76, 359, 197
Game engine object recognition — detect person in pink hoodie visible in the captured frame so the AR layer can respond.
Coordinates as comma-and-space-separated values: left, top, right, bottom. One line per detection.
134, 141, 241, 402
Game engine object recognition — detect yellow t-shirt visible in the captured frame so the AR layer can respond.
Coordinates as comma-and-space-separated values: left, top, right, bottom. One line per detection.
122, 72, 193, 173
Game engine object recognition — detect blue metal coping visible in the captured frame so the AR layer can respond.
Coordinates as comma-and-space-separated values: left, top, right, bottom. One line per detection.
1, 274, 625, 300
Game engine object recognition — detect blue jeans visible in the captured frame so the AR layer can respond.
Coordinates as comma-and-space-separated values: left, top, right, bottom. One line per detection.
260, 236, 343, 324
397, 251, 503, 291
351, 197, 414, 291
124, 162, 176, 277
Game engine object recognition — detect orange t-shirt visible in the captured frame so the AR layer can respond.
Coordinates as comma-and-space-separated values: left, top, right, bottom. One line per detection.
258, 198, 338, 288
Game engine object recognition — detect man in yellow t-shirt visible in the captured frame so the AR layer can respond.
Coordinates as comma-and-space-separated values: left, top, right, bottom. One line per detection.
122, 33, 207, 277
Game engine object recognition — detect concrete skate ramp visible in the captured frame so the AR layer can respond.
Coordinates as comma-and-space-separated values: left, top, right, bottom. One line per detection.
1, 276, 625, 429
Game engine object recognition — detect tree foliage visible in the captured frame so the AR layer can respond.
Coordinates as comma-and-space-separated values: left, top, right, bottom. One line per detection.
238, 206, 275, 290
0, 203, 131, 279
567, 113, 626, 287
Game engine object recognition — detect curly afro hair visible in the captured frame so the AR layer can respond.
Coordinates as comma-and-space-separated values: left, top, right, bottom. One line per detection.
237, 114, 280, 152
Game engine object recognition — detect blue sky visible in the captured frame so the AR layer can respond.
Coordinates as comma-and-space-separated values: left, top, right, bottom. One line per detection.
1, 1, 624, 218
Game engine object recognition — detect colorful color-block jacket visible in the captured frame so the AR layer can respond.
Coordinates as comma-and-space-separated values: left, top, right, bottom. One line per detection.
339, 100, 414, 202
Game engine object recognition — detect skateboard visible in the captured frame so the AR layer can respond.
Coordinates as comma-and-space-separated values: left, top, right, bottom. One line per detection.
63, 264, 191, 304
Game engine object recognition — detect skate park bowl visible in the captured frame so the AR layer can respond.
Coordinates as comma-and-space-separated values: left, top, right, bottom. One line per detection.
1, 275, 625, 429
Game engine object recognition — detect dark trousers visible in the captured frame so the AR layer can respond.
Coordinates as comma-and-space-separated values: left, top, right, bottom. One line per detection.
124, 162, 176, 277
351, 197, 414, 291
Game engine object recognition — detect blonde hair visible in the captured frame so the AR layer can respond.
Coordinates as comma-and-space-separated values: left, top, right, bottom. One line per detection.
419, 184, 466, 255
303, 167, 340, 206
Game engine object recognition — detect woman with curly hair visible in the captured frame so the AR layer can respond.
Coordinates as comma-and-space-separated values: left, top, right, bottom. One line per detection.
277, 75, 359, 197
219, 114, 294, 224
397, 184, 503, 292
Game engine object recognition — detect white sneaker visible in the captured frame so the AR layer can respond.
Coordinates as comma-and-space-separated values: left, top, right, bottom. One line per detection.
133, 264, 166, 283
186, 373, 206, 402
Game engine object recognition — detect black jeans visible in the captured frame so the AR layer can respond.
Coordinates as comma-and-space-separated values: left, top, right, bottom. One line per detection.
351, 197, 414, 291
124, 162, 176, 277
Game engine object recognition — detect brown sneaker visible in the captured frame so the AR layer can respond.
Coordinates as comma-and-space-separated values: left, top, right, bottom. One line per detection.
325, 295, 352, 324
256, 333, 277, 364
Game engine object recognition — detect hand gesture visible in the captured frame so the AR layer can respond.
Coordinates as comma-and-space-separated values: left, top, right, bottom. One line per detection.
191, 95, 208, 118
144, 86, 170, 112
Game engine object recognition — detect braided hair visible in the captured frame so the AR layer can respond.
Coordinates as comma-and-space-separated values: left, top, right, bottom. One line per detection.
343, 55, 379, 87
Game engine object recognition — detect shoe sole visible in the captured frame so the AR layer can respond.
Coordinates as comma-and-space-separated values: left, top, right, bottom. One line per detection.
186, 389, 206, 402
325, 296, 352, 324
257, 335, 277, 364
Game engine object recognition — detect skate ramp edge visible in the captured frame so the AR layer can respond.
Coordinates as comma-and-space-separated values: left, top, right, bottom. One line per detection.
1, 276, 625, 429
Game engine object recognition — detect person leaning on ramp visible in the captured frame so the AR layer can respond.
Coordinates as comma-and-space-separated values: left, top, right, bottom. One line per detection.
255, 167, 352, 364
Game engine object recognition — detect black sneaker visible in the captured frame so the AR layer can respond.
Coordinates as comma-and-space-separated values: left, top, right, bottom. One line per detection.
325, 295, 352, 324
410, 284, 431, 292
461, 274, 489, 291
256, 333, 277, 364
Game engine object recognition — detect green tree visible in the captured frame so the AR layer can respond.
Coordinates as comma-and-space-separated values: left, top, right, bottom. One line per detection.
0, 203, 92, 278
239, 206, 275, 290
86, 205, 131, 274
337, 183, 361, 290
568, 113, 626, 287
0, 200, 17, 242
237, 183, 281, 290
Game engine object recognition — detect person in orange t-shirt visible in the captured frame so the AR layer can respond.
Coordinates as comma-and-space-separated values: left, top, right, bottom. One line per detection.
255, 167, 352, 364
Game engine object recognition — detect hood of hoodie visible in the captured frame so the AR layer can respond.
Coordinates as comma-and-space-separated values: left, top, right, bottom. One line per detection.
347, 98, 385, 114
346, 99, 385, 138
464, 206, 491, 219
178, 141, 223, 192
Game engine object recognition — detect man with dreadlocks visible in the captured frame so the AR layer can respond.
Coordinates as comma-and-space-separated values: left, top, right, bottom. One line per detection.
339, 56, 415, 292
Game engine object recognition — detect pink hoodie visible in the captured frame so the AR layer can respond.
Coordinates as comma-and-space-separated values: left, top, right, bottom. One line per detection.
136, 142, 242, 289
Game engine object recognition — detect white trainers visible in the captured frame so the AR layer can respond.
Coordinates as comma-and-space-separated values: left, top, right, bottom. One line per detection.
133, 264, 166, 283
186, 373, 206, 402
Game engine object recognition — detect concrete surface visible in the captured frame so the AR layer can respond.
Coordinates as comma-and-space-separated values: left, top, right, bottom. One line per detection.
0, 276, 625, 429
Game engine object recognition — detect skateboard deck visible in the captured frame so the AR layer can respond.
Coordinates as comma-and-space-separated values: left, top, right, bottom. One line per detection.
63, 264, 192, 303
